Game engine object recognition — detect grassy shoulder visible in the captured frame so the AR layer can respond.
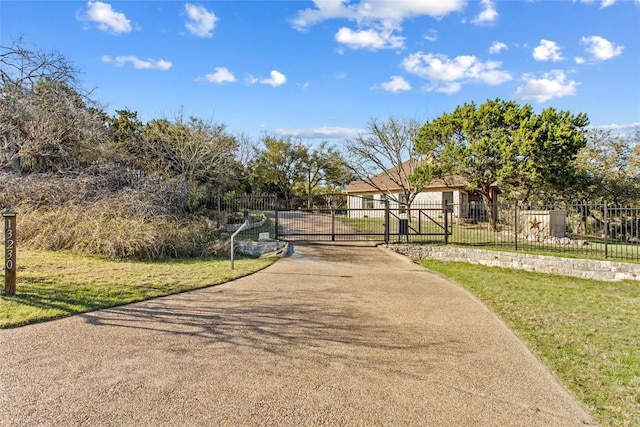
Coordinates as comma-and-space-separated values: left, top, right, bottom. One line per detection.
420, 259, 640, 427
1, 245, 276, 328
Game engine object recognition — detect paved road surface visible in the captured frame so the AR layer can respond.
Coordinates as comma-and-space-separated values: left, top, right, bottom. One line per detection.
277, 211, 363, 241
0, 242, 596, 426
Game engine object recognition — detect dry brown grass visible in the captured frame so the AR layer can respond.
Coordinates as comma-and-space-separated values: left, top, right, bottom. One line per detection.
1, 170, 229, 260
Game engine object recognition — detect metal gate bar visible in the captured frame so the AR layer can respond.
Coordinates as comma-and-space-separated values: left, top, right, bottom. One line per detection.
218, 193, 450, 243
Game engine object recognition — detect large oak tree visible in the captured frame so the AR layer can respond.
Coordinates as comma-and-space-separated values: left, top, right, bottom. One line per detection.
416, 99, 589, 230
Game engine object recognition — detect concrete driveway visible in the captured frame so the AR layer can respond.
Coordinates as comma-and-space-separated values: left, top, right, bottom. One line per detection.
0, 242, 596, 426
276, 210, 362, 241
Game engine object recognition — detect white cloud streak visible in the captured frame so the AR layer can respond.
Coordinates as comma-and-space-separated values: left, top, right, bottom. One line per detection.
532, 39, 564, 62
581, 35, 624, 60
379, 76, 412, 92
82, 1, 132, 34
516, 70, 578, 102
592, 122, 640, 130
102, 55, 172, 70
424, 29, 438, 42
260, 70, 287, 87
244, 74, 259, 85
472, 0, 498, 25
402, 52, 511, 94
274, 126, 363, 140
291, 0, 465, 30
185, 3, 218, 38
579, 0, 617, 7
335, 27, 405, 50
204, 67, 235, 84
489, 41, 507, 54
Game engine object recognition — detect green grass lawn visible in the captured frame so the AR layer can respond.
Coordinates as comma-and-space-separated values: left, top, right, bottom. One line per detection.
0, 245, 276, 328
421, 259, 640, 427
339, 215, 640, 261
3, 241, 639, 425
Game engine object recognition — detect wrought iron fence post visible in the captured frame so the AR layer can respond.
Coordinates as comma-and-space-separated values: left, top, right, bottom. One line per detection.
604, 200, 608, 258
384, 199, 390, 245
514, 200, 518, 251
274, 195, 279, 240
444, 206, 449, 244
331, 208, 336, 242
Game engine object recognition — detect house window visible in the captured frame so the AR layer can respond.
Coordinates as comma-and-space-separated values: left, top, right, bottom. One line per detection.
398, 193, 407, 213
362, 195, 375, 209
442, 191, 454, 212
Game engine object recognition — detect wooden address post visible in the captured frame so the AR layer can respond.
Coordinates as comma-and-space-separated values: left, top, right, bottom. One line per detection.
3, 210, 16, 297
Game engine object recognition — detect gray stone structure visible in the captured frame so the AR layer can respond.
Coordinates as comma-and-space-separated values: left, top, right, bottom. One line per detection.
238, 240, 289, 258
387, 244, 640, 281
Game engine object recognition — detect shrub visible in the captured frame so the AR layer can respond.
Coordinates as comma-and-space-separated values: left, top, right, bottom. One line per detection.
1, 170, 230, 260
17, 202, 230, 260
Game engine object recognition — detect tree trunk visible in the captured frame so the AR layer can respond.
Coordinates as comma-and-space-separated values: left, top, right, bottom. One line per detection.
479, 188, 498, 232
578, 202, 589, 235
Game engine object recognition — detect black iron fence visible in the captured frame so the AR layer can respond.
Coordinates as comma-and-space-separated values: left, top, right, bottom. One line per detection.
442, 201, 640, 261
187, 190, 640, 261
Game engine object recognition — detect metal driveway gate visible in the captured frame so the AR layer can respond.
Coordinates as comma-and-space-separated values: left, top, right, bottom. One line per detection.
274, 194, 451, 243
217, 193, 451, 243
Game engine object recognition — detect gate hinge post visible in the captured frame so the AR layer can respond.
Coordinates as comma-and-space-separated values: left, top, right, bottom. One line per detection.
384, 199, 390, 245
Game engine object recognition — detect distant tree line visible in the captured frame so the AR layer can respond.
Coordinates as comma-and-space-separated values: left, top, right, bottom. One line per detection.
0, 39, 352, 203
0, 40, 355, 258
1, 39, 638, 257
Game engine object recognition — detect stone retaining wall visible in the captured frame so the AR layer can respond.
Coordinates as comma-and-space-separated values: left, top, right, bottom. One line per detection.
238, 241, 289, 258
226, 214, 268, 232
387, 244, 640, 282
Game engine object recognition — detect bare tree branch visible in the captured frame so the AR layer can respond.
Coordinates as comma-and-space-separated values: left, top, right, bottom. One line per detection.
345, 117, 428, 207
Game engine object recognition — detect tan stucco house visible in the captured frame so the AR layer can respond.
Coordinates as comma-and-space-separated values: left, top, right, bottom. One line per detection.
344, 161, 499, 220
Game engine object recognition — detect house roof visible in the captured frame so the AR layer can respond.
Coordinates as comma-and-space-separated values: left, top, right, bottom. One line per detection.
344, 160, 496, 194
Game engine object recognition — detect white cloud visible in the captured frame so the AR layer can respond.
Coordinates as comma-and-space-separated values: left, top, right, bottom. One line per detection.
204, 67, 235, 84
489, 41, 507, 54
102, 55, 172, 70
532, 39, 564, 62
435, 82, 462, 95
335, 27, 405, 50
82, 1, 132, 34
574, 56, 586, 64
592, 122, 640, 130
185, 3, 218, 38
424, 29, 438, 42
402, 52, 511, 94
516, 70, 578, 102
581, 35, 624, 60
274, 126, 362, 140
260, 70, 287, 87
472, 0, 498, 25
579, 0, 616, 7
379, 76, 411, 92
244, 74, 259, 85
290, 0, 354, 30
291, 0, 465, 31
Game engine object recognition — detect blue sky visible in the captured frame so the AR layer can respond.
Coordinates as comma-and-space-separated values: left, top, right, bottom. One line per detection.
1, 0, 639, 144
